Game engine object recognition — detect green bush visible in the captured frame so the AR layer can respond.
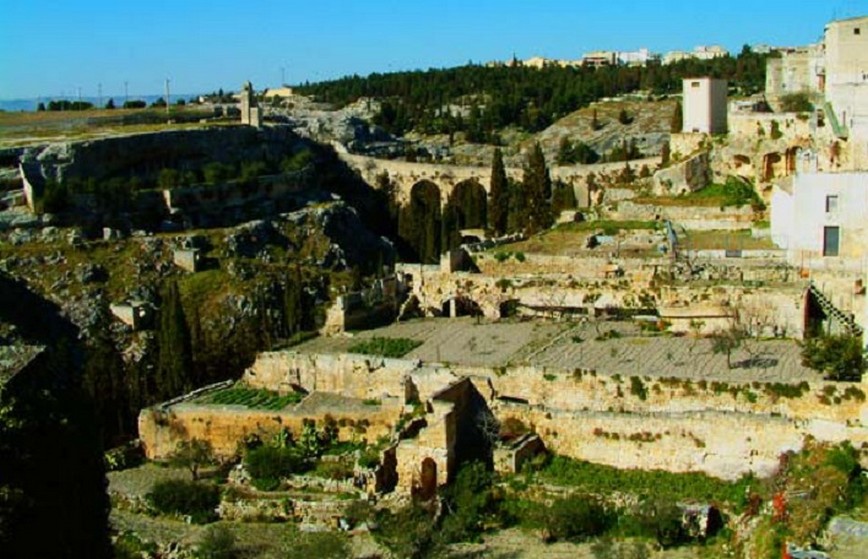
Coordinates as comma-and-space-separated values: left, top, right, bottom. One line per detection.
240, 161, 268, 183
630, 376, 648, 401
541, 494, 611, 542
146, 479, 220, 522
347, 337, 423, 358
780, 92, 813, 113
537, 455, 751, 508
281, 149, 313, 173
196, 525, 237, 559
244, 445, 309, 489
800, 334, 865, 381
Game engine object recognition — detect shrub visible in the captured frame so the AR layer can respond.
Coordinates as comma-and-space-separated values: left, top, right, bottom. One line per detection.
240, 161, 267, 183
196, 525, 237, 559
244, 445, 308, 489
630, 376, 648, 401
374, 505, 438, 559
635, 498, 689, 548
800, 334, 865, 381
169, 438, 215, 480
281, 149, 313, 173
780, 92, 813, 113
147, 480, 219, 523
347, 337, 423, 358
312, 458, 353, 481
541, 494, 611, 542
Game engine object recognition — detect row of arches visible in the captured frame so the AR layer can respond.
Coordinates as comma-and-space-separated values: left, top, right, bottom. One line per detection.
397, 179, 488, 263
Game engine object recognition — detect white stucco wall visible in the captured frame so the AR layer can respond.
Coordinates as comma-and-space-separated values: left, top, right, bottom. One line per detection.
772, 172, 868, 271
683, 78, 727, 134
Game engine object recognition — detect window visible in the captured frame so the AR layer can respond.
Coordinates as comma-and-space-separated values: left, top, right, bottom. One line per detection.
825, 195, 838, 213
691, 81, 700, 88
823, 226, 840, 257
854, 28, 861, 35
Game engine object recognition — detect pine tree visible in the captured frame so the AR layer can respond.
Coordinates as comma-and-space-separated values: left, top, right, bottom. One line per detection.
671, 101, 683, 133
488, 148, 509, 235
522, 143, 553, 234
156, 281, 193, 399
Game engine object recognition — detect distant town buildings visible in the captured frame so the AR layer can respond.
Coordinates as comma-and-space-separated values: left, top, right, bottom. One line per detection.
663, 45, 729, 65
496, 43, 732, 71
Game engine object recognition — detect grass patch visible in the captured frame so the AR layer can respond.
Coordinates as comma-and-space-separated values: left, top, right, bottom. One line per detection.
634, 177, 765, 210
347, 337, 423, 358
536, 455, 753, 509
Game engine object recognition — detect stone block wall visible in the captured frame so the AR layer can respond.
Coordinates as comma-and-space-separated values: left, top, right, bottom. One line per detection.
138, 401, 398, 460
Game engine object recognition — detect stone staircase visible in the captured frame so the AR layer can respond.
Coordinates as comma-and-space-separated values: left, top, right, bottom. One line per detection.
808, 281, 863, 337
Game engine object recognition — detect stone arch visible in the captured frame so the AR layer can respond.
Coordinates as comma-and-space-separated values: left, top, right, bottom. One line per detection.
732, 154, 755, 180
762, 152, 783, 182
441, 295, 483, 318
419, 457, 437, 500
442, 179, 489, 252
447, 179, 488, 229
398, 180, 442, 264
785, 147, 799, 175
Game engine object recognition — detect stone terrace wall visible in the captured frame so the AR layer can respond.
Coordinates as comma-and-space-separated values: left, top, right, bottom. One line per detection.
613, 201, 757, 231
139, 398, 399, 460
236, 351, 868, 479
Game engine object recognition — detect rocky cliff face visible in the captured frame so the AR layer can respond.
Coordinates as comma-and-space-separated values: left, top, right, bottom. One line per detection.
21, 126, 305, 185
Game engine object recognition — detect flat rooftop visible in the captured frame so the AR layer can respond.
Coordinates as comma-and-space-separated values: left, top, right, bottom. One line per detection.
295, 317, 818, 383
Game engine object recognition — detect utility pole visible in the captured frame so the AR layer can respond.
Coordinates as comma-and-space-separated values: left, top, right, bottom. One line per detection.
77, 86, 82, 110
98, 83, 102, 109
165, 78, 171, 116
124, 81, 129, 107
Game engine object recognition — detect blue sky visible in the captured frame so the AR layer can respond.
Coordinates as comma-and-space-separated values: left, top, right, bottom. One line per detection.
1, 0, 865, 100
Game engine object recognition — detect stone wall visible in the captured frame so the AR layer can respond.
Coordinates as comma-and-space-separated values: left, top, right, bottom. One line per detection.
613, 200, 757, 231
141, 348, 868, 480
138, 399, 399, 460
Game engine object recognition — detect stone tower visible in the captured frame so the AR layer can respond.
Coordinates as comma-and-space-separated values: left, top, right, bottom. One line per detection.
240, 81, 262, 128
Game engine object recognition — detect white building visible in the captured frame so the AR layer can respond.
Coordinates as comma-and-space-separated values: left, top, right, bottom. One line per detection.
682, 78, 728, 134
823, 16, 868, 143
617, 48, 657, 67
771, 171, 868, 270
771, 170, 868, 342
582, 51, 617, 68
663, 46, 729, 65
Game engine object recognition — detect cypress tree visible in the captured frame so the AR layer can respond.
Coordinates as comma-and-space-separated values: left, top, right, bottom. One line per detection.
522, 143, 553, 234
671, 101, 683, 133
284, 267, 303, 337
156, 281, 193, 399
488, 148, 509, 235
506, 180, 526, 234
661, 141, 671, 166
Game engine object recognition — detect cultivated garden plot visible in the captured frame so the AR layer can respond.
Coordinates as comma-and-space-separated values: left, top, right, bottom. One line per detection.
193, 385, 304, 411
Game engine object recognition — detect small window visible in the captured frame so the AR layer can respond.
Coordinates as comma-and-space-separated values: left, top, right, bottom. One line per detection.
691, 81, 700, 88
855, 28, 861, 35
825, 195, 838, 212
823, 226, 840, 257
